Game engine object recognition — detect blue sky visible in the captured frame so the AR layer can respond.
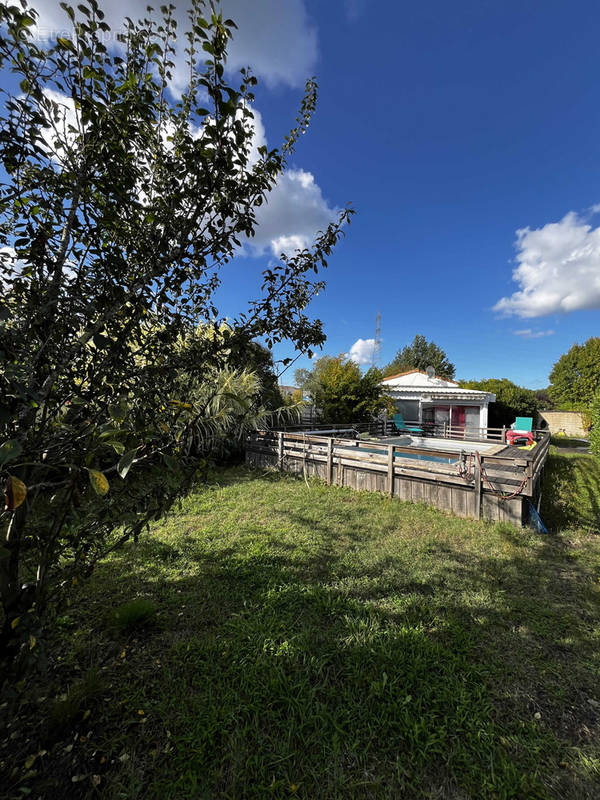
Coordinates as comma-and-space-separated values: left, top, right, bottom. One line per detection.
7, 1, 600, 388
223, 0, 600, 388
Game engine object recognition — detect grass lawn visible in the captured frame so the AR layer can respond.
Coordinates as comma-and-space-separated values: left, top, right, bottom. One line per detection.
1, 455, 600, 799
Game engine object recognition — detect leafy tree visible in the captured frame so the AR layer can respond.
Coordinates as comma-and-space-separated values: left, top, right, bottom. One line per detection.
302, 356, 390, 423
183, 323, 284, 411
590, 392, 600, 460
383, 335, 456, 380
294, 367, 312, 392
534, 388, 554, 410
0, 1, 350, 665
459, 378, 539, 428
549, 337, 600, 409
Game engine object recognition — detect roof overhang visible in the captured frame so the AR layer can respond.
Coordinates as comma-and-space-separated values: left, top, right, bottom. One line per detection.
385, 388, 496, 404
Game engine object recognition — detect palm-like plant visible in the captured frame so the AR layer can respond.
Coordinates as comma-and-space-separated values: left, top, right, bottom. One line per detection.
177, 367, 302, 460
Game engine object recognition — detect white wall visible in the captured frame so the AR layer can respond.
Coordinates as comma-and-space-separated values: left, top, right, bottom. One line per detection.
479, 404, 488, 429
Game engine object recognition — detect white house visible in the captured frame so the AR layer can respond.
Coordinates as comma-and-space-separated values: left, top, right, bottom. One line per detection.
380, 369, 496, 432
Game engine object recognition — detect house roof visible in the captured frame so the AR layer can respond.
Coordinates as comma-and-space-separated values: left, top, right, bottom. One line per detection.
384, 387, 496, 403
382, 368, 457, 384
381, 370, 459, 388
380, 370, 495, 403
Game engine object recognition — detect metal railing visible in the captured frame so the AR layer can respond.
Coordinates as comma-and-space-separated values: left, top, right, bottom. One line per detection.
274, 419, 535, 443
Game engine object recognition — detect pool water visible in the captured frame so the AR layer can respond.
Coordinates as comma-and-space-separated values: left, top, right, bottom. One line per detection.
343, 444, 454, 465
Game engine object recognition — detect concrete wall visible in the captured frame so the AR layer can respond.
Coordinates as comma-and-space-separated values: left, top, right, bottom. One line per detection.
538, 410, 588, 438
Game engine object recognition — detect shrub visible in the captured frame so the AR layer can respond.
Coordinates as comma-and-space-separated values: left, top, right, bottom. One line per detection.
0, 0, 349, 667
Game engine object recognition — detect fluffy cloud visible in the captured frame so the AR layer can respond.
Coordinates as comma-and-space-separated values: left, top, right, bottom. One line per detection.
250, 167, 340, 257
18, 83, 336, 258
494, 211, 600, 317
24, 0, 317, 90
514, 329, 555, 338
0, 246, 18, 287
18, 3, 333, 257
347, 338, 376, 365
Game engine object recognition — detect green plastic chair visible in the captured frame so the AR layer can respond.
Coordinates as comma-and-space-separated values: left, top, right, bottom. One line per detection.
393, 413, 423, 434
513, 417, 533, 432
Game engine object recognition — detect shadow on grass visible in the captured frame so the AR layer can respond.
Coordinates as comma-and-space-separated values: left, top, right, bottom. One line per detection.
50, 518, 598, 797
4, 468, 599, 800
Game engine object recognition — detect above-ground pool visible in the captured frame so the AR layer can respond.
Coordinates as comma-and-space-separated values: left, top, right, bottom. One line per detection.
338, 435, 505, 466
356, 445, 454, 465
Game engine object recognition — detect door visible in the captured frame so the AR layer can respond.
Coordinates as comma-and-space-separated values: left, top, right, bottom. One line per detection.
451, 406, 466, 431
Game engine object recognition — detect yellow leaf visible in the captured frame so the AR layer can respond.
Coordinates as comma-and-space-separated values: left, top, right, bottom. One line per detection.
11, 617, 20, 629
88, 469, 109, 496
4, 475, 27, 510
83, 709, 91, 720
29, 635, 36, 650
24, 754, 37, 769
137, 709, 145, 716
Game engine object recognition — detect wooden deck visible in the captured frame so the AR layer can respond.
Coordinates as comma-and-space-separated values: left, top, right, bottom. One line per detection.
245, 429, 551, 527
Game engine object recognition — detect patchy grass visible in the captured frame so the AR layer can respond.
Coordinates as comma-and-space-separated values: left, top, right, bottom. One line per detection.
111, 598, 159, 632
541, 449, 600, 533
1, 462, 599, 799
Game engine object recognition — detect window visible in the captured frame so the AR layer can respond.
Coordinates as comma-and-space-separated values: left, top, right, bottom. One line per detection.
395, 400, 419, 422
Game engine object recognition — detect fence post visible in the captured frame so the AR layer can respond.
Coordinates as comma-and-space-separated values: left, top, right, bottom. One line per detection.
473, 457, 482, 519
278, 432, 284, 471
327, 437, 333, 486
387, 445, 394, 498
501, 426, 506, 443
525, 459, 533, 497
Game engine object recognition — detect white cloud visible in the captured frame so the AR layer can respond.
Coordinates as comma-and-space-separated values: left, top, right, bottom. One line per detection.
513, 329, 555, 339
18, 3, 332, 258
13, 78, 337, 258
0, 246, 18, 287
24, 0, 317, 90
34, 88, 79, 163
494, 210, 600, 317
250, 166, 340, 257
221, 0, 317, 89
346, 338, 376, 365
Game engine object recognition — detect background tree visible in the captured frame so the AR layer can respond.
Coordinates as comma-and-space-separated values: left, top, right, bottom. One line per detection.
534, 387, 554, 410
548, 337, 600, 409
0, 0, 350, 665
300, 356, 391, 423
459, 378, 539, 428
383, 335, 456, 380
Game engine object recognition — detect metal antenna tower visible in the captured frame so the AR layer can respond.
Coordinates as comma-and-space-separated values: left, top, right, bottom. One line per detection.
372, 311, 382, 368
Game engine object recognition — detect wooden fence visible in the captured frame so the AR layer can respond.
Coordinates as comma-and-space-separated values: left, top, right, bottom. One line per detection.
246, 430, 551, 527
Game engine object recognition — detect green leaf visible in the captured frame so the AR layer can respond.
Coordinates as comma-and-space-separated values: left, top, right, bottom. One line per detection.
98, 428, 122, 440
108, 399, 128, 421
88, 469, 109, 496
163, 453, 179, 472
56, 37, 76, 53
117, 448, 138, 479
0, 440, 22, 467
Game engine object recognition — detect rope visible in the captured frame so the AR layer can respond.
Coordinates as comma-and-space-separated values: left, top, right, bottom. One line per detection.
475, 450, 529, 501
457, 451, 474, 481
